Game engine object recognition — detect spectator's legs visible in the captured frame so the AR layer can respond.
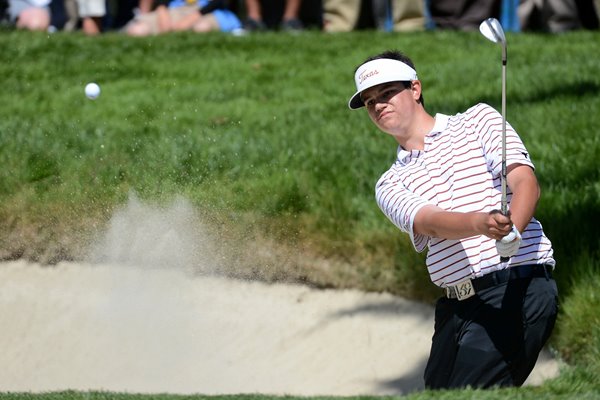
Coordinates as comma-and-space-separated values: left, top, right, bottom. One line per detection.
126, 5, 198, 36
245, 0, 262, 21
547, 0, 581, 32
430, 0, 499, 30
281, 0, 303, 29
82, 15, 102, 34
323, 0, 359, 32
168, 5, 218, 32
242, 0, 266, 30
283, 0, 301, 20
138, 0, 153, 13
519, 0, 581, 32
371, 0, 390, 30
192, 13, 219, 32
64, 0, 79, 31
125, 5, 163, 35
155, 4, 170, 32
16, 6, 50, 30
172, 7, 199, 30
76, 0, 106, 35
126, 20, 149, 35
391, 0, 425, 31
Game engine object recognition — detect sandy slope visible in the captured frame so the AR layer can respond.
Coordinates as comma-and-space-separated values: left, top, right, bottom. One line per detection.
0, 260, 558, 396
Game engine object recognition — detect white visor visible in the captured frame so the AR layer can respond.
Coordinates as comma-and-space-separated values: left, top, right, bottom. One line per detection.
348, 58, 418, 109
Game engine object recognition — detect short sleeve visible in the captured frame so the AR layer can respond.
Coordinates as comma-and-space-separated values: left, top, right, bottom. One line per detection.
375, 171, 431, 253
468, 103, 535, 177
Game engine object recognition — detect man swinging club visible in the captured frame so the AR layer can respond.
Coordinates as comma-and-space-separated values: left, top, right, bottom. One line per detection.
348, 47, 558, 388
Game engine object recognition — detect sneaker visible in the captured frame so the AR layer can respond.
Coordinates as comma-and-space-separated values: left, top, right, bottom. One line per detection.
243, 18, 266, 32
281, 18, 304, 32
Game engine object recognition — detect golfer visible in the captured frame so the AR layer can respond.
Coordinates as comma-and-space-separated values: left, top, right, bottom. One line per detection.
349, 50, 558, 389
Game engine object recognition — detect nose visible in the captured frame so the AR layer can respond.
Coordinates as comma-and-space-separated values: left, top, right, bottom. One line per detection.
374, 100, 387, 114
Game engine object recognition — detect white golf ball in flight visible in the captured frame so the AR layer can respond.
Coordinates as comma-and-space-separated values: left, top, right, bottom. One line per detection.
85, 82, 101, 100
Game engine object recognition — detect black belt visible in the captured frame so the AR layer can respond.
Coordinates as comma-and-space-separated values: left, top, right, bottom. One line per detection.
446, 264, 553, 299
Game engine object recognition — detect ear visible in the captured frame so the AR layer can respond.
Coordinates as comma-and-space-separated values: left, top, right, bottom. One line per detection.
410, 80, 422, 101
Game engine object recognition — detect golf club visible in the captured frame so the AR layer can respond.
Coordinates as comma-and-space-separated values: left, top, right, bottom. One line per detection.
479, 17, 510, 262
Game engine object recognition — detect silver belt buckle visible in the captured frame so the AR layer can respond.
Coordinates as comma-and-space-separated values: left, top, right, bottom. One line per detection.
447, 279, 476, 301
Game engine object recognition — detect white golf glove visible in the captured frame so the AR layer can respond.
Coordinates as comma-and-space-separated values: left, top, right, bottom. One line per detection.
496, 226, 522, 258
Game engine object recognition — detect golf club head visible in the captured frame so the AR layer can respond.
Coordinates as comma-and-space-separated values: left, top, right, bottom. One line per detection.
479, 18, 506, 45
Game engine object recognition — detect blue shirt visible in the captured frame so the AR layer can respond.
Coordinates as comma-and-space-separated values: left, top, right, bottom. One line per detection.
168, 0, 241, 32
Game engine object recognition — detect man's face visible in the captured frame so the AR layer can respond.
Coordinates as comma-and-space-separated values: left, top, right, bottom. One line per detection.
361, 81, 416, 135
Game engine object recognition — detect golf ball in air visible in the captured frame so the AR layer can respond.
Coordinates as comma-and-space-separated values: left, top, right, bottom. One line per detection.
85, 83, 101, 100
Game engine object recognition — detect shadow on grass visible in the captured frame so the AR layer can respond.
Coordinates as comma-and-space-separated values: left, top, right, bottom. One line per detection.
537, 196, 600, 298
510, 80, 600, 104
437, 80, 600, 118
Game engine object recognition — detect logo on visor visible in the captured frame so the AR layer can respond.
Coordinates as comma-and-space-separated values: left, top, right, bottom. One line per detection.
358, 69, 379, 85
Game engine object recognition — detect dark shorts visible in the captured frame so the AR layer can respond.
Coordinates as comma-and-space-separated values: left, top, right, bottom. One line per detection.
424, 264, 559, 389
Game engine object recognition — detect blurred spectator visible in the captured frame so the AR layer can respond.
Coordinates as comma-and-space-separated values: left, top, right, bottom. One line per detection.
519, 0, 598, 32
580, 0, 600, 29
428, 0, 500, 30
6, 0, 51, 30
1, 0, 9, 23
60, 0, 105, 34
519, 0, 579, 31
427, 0, 597, 32
63, 0, 77, 30
125, 0, 241, 36
79, 0, 106, 34
105, 0, 137, 30
323, 0, 424, 32
242, 0, 304, 31
595, 0, 600, 27
138, 0, 154, 13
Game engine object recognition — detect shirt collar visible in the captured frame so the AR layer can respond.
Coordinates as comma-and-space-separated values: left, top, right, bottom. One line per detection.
429, 113, 449, 136
396, 113, 450, 163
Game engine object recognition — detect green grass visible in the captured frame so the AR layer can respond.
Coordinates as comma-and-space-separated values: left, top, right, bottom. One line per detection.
0, 377, 600, 400
1, 28, 600, 398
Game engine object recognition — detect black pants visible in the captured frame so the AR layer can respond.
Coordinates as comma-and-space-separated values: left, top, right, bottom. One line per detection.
428, 0, 501, 30
424, 268, 558, 389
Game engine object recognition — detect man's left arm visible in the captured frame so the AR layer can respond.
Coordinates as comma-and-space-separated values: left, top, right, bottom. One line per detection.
506, 164, 540, 232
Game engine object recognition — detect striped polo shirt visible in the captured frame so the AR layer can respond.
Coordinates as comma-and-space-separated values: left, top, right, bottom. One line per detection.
375, 103, 555, 288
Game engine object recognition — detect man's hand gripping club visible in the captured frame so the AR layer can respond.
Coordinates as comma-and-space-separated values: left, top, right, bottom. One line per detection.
489, 210, 521, 259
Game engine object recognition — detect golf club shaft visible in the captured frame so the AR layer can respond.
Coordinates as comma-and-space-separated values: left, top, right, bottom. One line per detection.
479, 18, 511, 262
500, 54, 509, 263
501, 61, 507, 216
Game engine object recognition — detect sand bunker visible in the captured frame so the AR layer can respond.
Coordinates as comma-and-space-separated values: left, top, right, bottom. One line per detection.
0, 260, 558, 395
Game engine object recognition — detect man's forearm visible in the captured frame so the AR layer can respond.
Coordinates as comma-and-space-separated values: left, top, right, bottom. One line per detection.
507, 178, 539, 233
506, 165, 540, 233
414, 205, 512, 241
415, 207, 484, 240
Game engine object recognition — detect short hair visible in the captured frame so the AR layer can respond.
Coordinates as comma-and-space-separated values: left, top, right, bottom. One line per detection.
358, 50, 425, 108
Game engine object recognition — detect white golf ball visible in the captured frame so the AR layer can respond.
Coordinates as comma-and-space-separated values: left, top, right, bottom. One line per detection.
85, 82, 101, 100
